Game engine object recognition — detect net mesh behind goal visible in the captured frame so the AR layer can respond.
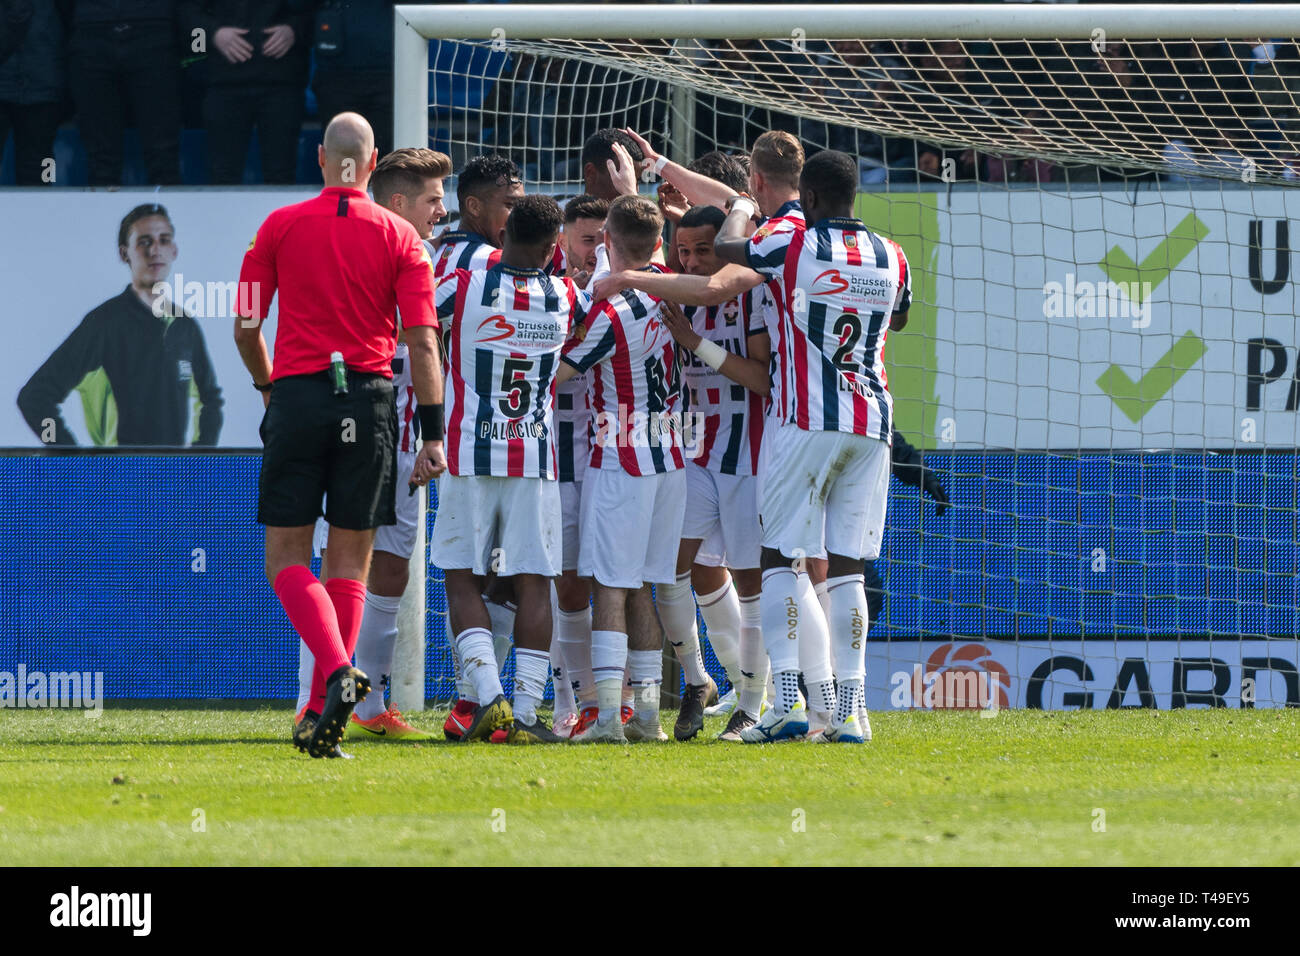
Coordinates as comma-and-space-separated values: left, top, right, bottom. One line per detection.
415, 26, 1300, 710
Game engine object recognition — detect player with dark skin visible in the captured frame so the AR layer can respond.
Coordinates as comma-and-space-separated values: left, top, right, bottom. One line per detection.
438, 157, 523, 249
441, 214, 563, 686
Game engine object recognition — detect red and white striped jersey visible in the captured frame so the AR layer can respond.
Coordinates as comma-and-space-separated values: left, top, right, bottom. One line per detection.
561, 285, 684, 477
427, 230, 500, 278
434, 265, 582, 478
679, 288, 766, 476
392, 341, 420, 454
554, 371, 590, 483
747, 215, 910, 442
754, 200, 805, 423
427, 229, 567, 278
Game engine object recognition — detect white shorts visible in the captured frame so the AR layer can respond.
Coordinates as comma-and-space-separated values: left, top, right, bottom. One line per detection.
759, 427, 890, 561
560, 479, 583, 573
314, 449, 420, 559
681, 463, 761, 570
694, 527, 726, 568
579, 467, 686, 588
754, 413, 782, 505
429, 474, 562, 576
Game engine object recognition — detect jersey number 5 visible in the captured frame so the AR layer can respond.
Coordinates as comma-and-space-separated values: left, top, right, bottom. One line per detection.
499, 357, 534, 418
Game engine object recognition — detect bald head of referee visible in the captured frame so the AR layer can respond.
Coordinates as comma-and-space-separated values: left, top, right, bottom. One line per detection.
234, 111, 447, 757
318, 112, 377, 189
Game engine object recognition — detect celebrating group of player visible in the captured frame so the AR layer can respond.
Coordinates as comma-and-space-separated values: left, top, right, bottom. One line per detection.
283, 120, 919, 753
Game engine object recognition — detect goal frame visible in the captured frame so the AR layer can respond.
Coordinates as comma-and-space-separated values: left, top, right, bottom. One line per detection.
389, 2, 1300, 712
394, 1, 1300, 153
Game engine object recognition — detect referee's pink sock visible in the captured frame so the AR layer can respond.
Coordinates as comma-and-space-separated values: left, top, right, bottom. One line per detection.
274, 565, 349, 712
324, 578, 367, 661
303, 578, 368, 712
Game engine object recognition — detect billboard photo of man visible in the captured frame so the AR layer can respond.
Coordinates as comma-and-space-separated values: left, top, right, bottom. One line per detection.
17, 203, 224, 447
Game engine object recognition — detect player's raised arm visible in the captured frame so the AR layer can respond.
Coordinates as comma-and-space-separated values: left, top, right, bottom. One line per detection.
713, 196, 763, 266
624, 128, 738, 211
592, 262, 763, 306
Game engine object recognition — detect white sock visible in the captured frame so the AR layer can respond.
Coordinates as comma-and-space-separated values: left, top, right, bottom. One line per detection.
513, 647, 550, 725
447, 615, 476, 704
557, 606, 595, 708
296, 639, 314, 713
622, 666, 635, 709
352, 591, 402, 721
627, 649, 662, 720
759, 567, 802, 674
591, 629, 628, 718
737, 594, 767, 717
814, 578, 831, 620
759, 567, 802, 714
549, 585, 575, 717
486, 599, 516, 670
827, 573, 868, 723
697, 580, 743, 687
455, 627, 504, 704
800, 575, 836, 716
775, 669, 803, 717
657, 571, 708, 685
761, 567, 833, 715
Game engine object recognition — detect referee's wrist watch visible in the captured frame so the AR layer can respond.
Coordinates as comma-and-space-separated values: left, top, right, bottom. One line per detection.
252, 380, 272, 392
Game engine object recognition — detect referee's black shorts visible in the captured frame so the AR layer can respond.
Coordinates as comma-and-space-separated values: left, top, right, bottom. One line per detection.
257, 371, 397, 530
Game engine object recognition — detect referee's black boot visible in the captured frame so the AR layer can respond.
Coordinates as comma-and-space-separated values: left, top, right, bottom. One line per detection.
308, 666, 371, 759
293, 709, 320, 752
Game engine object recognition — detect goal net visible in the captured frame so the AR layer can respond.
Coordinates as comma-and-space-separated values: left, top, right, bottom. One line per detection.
397, 3, 1300, 711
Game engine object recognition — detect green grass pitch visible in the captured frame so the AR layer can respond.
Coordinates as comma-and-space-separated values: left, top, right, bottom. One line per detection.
3, 705, 1298, 866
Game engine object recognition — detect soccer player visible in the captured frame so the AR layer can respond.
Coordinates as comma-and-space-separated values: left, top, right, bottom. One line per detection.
563, 194, 608, 276
235, 112, 445, 758
732, 149, 910, 743
598, 142, 909, 743
597, 130, 842, 732
581, 128, 645, 203
551, 194, 609, 736
655, 204, 772, 742
429, 154, 523, 275
554, 195, 685, 743
294, 146, 452, 742
426, 154, 528, 737
429, 194, 580, 744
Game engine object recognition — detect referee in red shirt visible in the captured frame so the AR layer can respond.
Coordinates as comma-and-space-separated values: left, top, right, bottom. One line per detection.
235, 112, 446, 758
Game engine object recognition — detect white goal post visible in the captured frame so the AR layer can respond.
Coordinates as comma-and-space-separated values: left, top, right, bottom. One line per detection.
391, 4, 1300, 712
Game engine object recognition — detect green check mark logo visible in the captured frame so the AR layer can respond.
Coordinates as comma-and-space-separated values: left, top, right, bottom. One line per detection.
1094, 213, 1210, 421
1095, 331, 1209, 424
1097, 212, 1210, 305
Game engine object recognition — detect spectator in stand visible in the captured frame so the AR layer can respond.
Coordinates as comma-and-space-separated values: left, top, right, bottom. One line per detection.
910, 40, 994, 182
57, 0, 181, 185
984, 109, 1062, 184
179, 1, 310, 184
311, 0, 398, 159
0, 1, 65, 185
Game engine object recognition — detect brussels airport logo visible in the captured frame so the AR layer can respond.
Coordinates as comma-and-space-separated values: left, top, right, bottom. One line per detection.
476, 314, 516, 343
0, 664, 104, 718
810, 268, 851, 297
150, 274, 262, 319
890, 643, 1011, 710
